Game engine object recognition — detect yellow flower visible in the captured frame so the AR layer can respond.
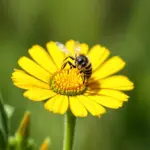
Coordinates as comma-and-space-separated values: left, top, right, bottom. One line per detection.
11, 40, 134, 117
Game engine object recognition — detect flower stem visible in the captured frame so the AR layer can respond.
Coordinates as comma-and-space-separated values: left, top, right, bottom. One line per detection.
63, 110, 76, 150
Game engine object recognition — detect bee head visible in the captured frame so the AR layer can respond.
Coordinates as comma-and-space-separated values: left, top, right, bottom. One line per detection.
75, 54, 89, 69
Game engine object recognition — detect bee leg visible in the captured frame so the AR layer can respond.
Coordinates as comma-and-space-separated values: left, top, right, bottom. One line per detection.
63, 56, 75, 61
79, 70, 85, 83
83, 75, 86, 83
61, 61, 76, 69
67, 61, 76, 69
61, 62, 68, 69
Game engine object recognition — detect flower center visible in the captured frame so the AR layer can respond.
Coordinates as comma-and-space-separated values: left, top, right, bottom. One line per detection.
50, 68, 87, 96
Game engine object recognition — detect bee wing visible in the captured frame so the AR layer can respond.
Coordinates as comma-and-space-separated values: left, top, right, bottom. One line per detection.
56, 42, 70, 55
74, 41, 81, 56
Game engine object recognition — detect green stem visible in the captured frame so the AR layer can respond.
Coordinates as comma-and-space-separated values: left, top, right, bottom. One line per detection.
63, 110, 76, 150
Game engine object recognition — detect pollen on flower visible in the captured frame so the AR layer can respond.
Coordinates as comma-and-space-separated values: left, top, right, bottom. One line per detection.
50, 68, 87, 96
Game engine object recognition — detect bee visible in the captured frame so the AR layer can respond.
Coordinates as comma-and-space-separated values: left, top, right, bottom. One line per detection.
56, 41, 92, 80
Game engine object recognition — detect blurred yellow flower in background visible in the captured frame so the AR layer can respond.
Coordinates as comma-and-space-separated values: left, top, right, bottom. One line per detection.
12, 40, 134, 117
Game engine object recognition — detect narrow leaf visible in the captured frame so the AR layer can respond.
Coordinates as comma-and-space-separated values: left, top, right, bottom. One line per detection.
0, 92, 8, 149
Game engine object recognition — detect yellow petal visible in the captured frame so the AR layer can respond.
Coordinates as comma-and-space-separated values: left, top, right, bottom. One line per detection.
59, 96, 68, 114
92, 56, 125, 80
88, 45, 110, 71
65, 40, 75, 54
28, 45, 57, 73
44, 96, 56, 111
86, 88, 129, 101
12, 69, 50, 90
88, 95, 123, 109
100, 75, 134, 91
65, 40, 89, 55
18, 57, 50, 83
80, 43, 89, 54
46, 41, 65, 69
78, 95, 106, 116
69, 96, 88, 117
44, 95, 68, 114
97, 89, 129, 101
23, 88, 56, 101
52, 95, 67, 114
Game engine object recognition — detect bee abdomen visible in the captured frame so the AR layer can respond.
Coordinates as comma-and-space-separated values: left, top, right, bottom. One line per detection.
85, 63, 91, 69
83, 64, 92, 79
84, 69, 92, 74
85, 74, 92, 79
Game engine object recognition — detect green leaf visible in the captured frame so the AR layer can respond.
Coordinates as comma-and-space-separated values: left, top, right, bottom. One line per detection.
0, 130, 7, 149
0, 92, 8, 149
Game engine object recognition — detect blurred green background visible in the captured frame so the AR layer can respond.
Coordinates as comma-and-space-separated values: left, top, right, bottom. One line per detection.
0, 0, 150, 149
